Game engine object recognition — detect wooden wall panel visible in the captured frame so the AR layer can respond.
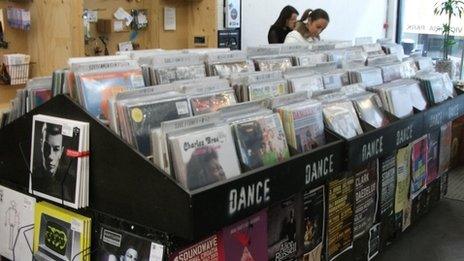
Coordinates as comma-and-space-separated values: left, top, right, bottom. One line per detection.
188, 0, 218, 48
28, 0, 85, 77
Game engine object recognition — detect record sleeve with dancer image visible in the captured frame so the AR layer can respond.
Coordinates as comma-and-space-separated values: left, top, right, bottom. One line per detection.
29, 115, 88, 208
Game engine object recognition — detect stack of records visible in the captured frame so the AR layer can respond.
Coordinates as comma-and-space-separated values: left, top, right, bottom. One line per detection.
70, 58, 145, 123
367, 54, 400, 66
308, 41, 336, 51
33, 202, 91, 261
0, 185, 36, 261
189, 90, 237, 115
415, 71, 456, 104
30, 115, 89, 209
6, 76, 52, 123
341, 83, 367, 96
52, 68, 69, 97
206, 51, 253, 77
376, 62, 404, 83
322, 99, 364, 139
342, 49, 368, 68
400, 60, 419, 79
233, 113, 290, 171
229, 71, 284, 102
394, 79, 428, 111
149, 53, 207, 85
313, 89, 348, 103
252, 55, 294, 71
276, 99, 326, 154
0, 108, 10, 128
114, 91, 192, 157
381, 43, 405, 61
168, 122, 241, 190
98, 225, 164, 260
349, 66, 384, 87
322, 69, 350, 89
285, 73, 324, 96
246, 79, 289, 101
152, 112, 224, 175
294, 52, 328, 66
415, 57, 434, 72
361, 43, 385, 57
350, 92, 390, 129
367, 82, 414, 118
325, 49, 346, 68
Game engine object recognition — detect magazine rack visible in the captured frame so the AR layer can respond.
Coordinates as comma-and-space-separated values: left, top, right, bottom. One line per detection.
0, 95, 346, 241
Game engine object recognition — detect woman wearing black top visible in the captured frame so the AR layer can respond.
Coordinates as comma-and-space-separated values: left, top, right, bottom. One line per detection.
268, 5, 299, 44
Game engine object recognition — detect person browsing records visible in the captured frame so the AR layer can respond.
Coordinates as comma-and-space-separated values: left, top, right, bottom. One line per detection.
268, 5, 299, 44
284, 9, 330, 45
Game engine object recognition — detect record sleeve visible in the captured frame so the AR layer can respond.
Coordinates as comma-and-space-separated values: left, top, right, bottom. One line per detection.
125, 96, 192, 156
78, 69, 145, 121
301, 185, 325, 261
169, 234, 222, 261
169, 124, 241, 190
234, 113, 290, 171
395, 145, 411, 231
351, 93, 389, 129
439, 122, 452, 175
353, 161, 379, 239
248, 80, 288, 101
411, 136, 428, 198
0, 185, 36, 261
322, 101, 364, 139
30, 115, 89, 209
190, 90, 237, 115
33, 202, 91, 261
327, 175, 354, 261
287, 74, 324, 95
98, 225, 164, 261
367, 223, 381, 261
222, 210, 268, 261
426, 130, 440, 185
379, 155, 396, 218
268, 197, 297, 261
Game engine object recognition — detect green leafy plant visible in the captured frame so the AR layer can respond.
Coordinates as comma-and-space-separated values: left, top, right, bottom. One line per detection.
434, 0, 464, 60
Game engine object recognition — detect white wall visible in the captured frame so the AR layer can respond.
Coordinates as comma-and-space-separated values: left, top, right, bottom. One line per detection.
241, 0, 388, 48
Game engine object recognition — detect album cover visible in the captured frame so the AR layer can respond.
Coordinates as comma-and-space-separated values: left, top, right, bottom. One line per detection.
353, 161, 379, 239
367, 223, 381, 261
278, 100, 326, 154
439, 122, 452, 175
30, 115, 89, 209
234, 113, 290, 171
169, 234, 222, 261
323, 101, 364, 139
169, 124, 241, 190
212, 61, 250, 77
33, 202, 91, 261
126, 97, 191, 156
98, 225, 164, 261
426, 130, 440, 185
288, 75, 324, 95
248, 80, 288, 101
0, 185, 36, 261
327, 176, 354, 261
256, 57, 293, 72
351, 93, 389, 129
379, 155, 396, 218
411, 136, 428, 198
155, 64, 207, 84
301, 185, 325, 261
190, 91, 237, 116
395, 146, 411, 231
222, 210, 268, 261
78, 69, 145, 121
268, 197, 297, 261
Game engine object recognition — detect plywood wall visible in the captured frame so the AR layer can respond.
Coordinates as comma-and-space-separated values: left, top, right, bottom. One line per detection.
28, 0, 85, 76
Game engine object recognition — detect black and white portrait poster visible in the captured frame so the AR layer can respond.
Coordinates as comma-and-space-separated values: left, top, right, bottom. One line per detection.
367, 223, 380, 261
29, 114, 87, 209
379, 155, 396, 218
301, 185, 325, 261
353, 161, 379, 239
98, 226, 164, 261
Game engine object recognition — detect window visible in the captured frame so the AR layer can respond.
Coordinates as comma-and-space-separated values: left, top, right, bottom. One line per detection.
397, 0, 464, 78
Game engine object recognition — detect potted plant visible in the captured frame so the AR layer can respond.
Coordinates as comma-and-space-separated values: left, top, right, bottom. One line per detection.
434, 0, 464, 79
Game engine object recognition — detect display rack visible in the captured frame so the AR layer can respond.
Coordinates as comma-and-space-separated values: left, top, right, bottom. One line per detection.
0, 92, 463, 257
0, 94, 345, 241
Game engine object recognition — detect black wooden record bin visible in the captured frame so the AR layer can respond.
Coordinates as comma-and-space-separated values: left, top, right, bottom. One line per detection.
1, 92, 464, 259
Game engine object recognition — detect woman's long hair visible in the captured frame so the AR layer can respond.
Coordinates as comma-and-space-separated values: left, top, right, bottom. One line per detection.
295, 8, 330, 39
273, 5, 299, 28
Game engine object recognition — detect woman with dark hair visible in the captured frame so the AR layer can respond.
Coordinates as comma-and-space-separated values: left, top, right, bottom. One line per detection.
268, 5, 299, 44
284, 9, 330, 45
